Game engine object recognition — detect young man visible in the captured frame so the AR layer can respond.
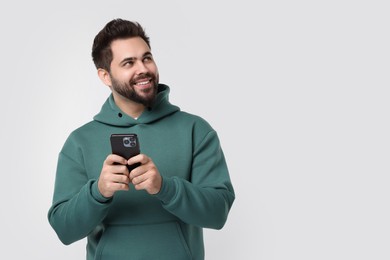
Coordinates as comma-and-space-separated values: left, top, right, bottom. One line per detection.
48, 18, 235, 260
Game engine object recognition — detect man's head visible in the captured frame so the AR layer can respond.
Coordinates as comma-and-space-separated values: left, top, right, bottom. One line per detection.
92, 18, 150, 71
92, 19, 159, 108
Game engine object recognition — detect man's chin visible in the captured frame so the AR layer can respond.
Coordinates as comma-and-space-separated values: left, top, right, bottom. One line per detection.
132, 91, 156, 107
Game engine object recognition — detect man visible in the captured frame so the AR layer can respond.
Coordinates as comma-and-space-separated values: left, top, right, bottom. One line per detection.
48, 18, 235, 260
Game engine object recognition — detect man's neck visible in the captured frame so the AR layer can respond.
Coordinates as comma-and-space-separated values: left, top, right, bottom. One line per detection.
112, 92, 145, 119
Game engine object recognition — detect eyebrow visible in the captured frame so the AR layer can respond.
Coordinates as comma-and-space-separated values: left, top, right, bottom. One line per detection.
119, 52, 153, 65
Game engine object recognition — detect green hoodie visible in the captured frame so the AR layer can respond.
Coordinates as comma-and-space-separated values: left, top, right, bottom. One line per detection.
48, 84, 235, 260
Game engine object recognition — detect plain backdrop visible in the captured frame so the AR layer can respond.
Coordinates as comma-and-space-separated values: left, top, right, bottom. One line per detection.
1, 1, 389, 259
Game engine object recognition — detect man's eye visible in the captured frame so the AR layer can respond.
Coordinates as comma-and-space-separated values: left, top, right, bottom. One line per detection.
144, 56, 153, 62
124, 61, 134, 66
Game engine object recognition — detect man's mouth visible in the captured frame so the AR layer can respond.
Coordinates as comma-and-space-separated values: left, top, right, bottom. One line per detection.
133, 78, 153, 89
135, 79, 151, 86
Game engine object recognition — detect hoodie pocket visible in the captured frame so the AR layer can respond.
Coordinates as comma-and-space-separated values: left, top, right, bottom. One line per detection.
95, 221, 192, 260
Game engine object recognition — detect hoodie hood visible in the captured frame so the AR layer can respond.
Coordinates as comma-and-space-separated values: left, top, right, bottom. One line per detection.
93, 84, 180, 127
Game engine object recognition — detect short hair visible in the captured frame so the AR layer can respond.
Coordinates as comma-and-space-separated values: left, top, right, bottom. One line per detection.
91, 18, 150, 71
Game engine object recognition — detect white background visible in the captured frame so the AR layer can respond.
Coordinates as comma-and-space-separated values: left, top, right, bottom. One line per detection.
1, 1, 389, 259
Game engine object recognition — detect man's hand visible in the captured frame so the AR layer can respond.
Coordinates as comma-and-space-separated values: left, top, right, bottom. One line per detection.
128, 154, 162, 195
98, 154, 130, 198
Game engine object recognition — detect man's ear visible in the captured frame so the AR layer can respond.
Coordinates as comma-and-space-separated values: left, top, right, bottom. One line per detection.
97, 68, 112, 88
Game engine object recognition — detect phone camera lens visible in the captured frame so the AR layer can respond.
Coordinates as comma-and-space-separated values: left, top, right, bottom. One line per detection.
123, 137, 131, 147
123, 136, 136, 147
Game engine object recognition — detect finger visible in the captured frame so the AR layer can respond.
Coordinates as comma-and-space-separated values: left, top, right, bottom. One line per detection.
100, 167, 130, 183
105, 154, 128, 166
98, 176, 129, 197
110, 164, 130, 176
133, 176, 161, 194
127, 154, 149, 166
112, 172, 131, 184
133, 177, 150, 191
131, 173, 147, 186
128, 165, 145, 180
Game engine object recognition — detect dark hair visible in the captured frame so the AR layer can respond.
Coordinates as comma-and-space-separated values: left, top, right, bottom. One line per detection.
91, 18, 150, 71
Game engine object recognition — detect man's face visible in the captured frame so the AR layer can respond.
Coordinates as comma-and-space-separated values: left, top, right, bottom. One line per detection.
108, 37, 159, 107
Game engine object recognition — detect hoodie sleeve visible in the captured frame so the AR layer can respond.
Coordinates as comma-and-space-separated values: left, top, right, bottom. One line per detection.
154, 129, 235, 229
47, 135, 112, 245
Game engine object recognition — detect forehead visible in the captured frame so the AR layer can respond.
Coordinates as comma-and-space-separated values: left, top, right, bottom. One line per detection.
110, 37, 151, 61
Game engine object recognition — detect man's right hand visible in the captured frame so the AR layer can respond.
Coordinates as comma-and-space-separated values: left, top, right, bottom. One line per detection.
98, 154, 130, 198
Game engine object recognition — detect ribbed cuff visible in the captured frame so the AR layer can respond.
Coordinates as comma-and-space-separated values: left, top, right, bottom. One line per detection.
153, 176, 177, 204
90, 180, 112, 204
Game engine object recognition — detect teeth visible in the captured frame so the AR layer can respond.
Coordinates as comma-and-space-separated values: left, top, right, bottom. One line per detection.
136, 80, 149, 85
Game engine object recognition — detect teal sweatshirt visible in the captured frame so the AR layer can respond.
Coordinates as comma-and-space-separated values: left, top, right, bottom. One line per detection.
48, 84, 235, 260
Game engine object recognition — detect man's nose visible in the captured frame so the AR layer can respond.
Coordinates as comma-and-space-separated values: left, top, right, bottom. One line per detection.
135, 60, 148, 74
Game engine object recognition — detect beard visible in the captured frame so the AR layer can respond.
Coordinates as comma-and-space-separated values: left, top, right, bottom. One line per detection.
110, 72, 159, 107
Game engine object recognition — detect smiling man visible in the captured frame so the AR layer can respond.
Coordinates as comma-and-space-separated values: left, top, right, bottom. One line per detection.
99, 37, 159, 116
48, 18, 235, 260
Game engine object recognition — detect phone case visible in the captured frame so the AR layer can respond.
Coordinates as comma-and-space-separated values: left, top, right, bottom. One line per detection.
110, 134, 141, 171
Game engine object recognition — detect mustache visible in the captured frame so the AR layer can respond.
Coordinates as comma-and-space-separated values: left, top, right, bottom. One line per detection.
130, 73, 156, 85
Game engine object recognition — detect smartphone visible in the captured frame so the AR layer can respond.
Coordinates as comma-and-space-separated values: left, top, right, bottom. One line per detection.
110, 133, 141, 171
